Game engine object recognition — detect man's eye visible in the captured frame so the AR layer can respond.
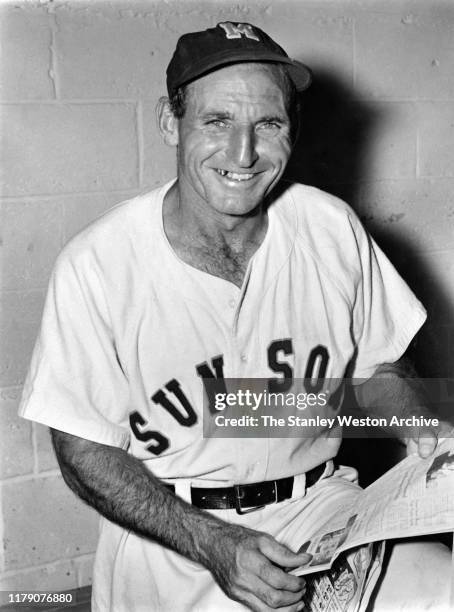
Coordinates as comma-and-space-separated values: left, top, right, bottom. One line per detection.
207, 120, 228, 128
258, 122, 280, 131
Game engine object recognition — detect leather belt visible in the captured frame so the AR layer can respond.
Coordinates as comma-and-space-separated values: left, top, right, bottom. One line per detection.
165, 462, 327, 515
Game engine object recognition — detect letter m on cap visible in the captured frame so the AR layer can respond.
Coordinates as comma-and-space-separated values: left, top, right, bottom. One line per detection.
219, 22, 260, 42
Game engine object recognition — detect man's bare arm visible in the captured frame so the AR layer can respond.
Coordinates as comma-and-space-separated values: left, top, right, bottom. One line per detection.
353, 358, 423, 422
51, 429, 310, 611
352, 358, 453, 457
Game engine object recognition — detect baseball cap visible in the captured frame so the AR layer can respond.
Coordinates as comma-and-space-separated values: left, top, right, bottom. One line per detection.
166, 21, 312, 97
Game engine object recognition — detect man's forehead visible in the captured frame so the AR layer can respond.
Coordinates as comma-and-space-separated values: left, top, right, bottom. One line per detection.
187, 63, 289, 101
185, 65, 289, 117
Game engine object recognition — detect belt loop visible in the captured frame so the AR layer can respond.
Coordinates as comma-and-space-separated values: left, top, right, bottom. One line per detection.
172, 480, 192, 503
323, 459, 335, 480
292, 473, 306, 498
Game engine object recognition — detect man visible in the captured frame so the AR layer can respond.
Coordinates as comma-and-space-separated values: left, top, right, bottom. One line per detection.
19, 22, 451, 611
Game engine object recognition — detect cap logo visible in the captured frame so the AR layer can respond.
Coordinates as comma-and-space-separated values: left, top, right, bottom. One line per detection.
218, 22, 260, 42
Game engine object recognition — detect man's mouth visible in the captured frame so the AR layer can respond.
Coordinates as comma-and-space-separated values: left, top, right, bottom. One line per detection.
215, 169, 255, 182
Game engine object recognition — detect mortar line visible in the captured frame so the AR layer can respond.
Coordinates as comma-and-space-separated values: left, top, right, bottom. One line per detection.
0, 99, 139, 105
349, 97, 454, 104
417, 174, 454, 180
60, 188, 66, 247
0, 188, 142, 203
415, 248, 454, 255
0, 385, 23, 393
0, 476, 4, 574
49, 13, 59, 100
416, 127, 420, 178
330, 176, 454, 185
352, 14, 357, 90
136, 100, 144, 188
1, 288, 47, 294
31, 423, 39, 476
0, 470, 62, 486
0, 553, 96, 579
75, 554, 95, 589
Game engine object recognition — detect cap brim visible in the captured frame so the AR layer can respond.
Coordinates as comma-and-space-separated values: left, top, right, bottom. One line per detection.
285, 59, 313, 92
173, 50, 312, 94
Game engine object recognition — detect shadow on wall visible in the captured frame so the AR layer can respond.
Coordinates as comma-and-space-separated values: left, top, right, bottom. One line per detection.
283, 70, 454, 484
367, 230, 454, 380
285, 69, 454, 380
285, 70, 374, 205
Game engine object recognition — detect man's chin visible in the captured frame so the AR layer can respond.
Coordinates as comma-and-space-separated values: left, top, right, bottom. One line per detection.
206, 182, 274, 216
210, 197, 264, 218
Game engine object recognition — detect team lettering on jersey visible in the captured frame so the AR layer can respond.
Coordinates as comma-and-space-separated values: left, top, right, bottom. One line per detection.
130, 338, 330, 455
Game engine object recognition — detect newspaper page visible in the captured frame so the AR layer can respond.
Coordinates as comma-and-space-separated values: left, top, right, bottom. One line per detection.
303, 542, 385, 612
292, 437, 454, 577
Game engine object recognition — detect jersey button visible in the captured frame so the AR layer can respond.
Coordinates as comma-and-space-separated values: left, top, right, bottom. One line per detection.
240, 354, 247, 362
228, 299, 236, 308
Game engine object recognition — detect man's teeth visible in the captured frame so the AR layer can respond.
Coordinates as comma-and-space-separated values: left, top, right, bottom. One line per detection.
216, 169, 254, 181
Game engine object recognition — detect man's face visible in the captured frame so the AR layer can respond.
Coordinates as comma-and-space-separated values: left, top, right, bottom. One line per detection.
175, 63, 294, 218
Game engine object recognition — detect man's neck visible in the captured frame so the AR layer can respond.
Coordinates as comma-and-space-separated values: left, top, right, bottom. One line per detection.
162, 182, 268, 288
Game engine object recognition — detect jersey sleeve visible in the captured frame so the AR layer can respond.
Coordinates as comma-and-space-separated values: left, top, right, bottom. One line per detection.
19, 249, 130, 448
349, 215, 427, 380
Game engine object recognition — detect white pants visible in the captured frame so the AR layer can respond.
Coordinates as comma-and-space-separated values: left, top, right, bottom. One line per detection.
92, 466, 361, 612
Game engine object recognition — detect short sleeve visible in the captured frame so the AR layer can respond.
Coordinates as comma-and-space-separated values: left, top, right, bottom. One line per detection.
349, 216, 427, 379
19, 249, 130, 448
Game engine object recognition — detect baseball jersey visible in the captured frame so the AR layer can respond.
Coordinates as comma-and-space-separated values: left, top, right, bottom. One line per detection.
19, 180, 426, 610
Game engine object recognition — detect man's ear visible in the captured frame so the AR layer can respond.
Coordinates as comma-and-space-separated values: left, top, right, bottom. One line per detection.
156, 96, 179, 146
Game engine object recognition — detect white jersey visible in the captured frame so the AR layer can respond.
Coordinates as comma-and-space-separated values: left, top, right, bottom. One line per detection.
19, 180, 426, 610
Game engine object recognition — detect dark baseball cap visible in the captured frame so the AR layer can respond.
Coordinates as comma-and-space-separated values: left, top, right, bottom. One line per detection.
166, 21, 312, 97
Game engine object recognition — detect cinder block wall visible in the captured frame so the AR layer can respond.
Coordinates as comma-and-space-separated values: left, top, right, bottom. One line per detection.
1, 0, 453, 592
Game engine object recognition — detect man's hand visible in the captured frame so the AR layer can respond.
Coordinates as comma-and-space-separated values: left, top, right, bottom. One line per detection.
405, 420, 454, 458
353, 358, 454, 460
202, 522, 311, 611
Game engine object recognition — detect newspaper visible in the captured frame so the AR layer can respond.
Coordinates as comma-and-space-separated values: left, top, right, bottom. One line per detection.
292, 437, 454, 610
302, 542, 385, 612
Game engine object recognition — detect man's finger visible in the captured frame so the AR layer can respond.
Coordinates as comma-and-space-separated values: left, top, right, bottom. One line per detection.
233, 570, 304, 611
417, 430, 438, 458
254, 576, 305, 609
258, 536, 313, 568
414, 426, 438, 458
258, 561, 306, 592
406, 426, 438, 458
239, 590, 305, 612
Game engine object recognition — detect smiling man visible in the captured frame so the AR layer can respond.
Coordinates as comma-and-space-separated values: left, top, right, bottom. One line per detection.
19, 22, 451, 612
159, 61, 293, 288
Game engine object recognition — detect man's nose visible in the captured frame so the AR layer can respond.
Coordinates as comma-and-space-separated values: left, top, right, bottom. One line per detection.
227, 126, 258, 168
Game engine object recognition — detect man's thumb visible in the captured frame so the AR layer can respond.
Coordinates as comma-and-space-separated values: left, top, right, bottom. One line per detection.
260, 538, 312, 567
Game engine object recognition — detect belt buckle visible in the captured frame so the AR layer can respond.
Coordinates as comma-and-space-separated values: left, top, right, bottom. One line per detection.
234, 483, 276, 515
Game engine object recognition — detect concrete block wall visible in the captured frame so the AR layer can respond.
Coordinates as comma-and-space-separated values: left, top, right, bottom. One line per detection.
1, 0, 453, 592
